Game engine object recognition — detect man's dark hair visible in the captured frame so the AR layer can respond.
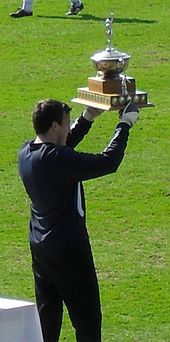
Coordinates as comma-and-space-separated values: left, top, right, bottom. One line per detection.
32, 99, 71, 134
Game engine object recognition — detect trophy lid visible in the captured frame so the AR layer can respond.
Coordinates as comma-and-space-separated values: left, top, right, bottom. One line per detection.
91, 48, 130, 62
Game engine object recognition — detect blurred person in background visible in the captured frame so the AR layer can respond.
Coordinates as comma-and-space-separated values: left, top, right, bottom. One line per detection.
10, 0, 84, 17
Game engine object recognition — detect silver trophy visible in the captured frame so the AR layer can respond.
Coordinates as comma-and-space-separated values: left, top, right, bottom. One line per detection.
72, 13, 154, 110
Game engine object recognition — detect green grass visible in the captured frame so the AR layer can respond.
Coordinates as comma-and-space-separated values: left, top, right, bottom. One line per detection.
0, 0, 170, 341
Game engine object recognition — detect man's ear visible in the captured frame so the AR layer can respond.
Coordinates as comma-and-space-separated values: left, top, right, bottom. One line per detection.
51, 121, 60, 131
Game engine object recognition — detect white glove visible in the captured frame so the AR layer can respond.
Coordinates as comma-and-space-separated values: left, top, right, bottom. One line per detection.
83, 106, 104, 122
120, 100, 139, 127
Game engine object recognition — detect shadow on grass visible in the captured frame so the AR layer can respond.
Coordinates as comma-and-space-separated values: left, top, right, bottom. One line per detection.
36, 13, 157, 24
115, 17, 157, 24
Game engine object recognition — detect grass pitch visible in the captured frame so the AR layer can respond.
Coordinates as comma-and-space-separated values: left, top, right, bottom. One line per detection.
0, 0, 170, 341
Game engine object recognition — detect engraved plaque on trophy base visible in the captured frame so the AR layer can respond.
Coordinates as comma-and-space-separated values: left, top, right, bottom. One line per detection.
72, 88, 154, 111
88, 76, 136, 95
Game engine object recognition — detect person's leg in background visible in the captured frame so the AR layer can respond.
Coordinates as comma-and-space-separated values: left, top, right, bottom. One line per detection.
22, 0, 33, 12
10, 0, 84, 17
10, 0, 33, 17
66, 0, 84, 15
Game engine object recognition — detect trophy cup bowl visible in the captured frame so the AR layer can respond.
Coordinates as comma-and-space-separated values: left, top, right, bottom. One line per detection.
91, 48, 131, 77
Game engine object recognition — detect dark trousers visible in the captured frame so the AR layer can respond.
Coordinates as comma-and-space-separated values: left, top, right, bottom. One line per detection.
30, 240, 102, 342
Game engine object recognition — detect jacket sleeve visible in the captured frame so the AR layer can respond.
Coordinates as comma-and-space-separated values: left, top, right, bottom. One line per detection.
66, 115, 93, 148
59, 122, 130, 181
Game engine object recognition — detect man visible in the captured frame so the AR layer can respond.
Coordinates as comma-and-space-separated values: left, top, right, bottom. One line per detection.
18, 99, 139, 342
10, 0, 84, 18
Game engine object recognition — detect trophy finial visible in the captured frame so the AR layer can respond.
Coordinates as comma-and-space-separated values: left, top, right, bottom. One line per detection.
105, 12, 114, 51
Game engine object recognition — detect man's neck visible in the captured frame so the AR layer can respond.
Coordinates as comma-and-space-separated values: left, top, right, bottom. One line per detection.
34, 134, 65, 146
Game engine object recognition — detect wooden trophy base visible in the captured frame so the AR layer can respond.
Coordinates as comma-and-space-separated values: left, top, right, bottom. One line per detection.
88, 76, 136, 94
72, 75, 154, 110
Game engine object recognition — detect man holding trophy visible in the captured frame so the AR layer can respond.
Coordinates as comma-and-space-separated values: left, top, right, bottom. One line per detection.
18, 98, 139, 342
18, 13, 154, 342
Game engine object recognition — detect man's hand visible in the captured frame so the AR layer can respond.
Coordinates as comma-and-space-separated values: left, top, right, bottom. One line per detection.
119, 100, 139, 127
83, 106, 104, 122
